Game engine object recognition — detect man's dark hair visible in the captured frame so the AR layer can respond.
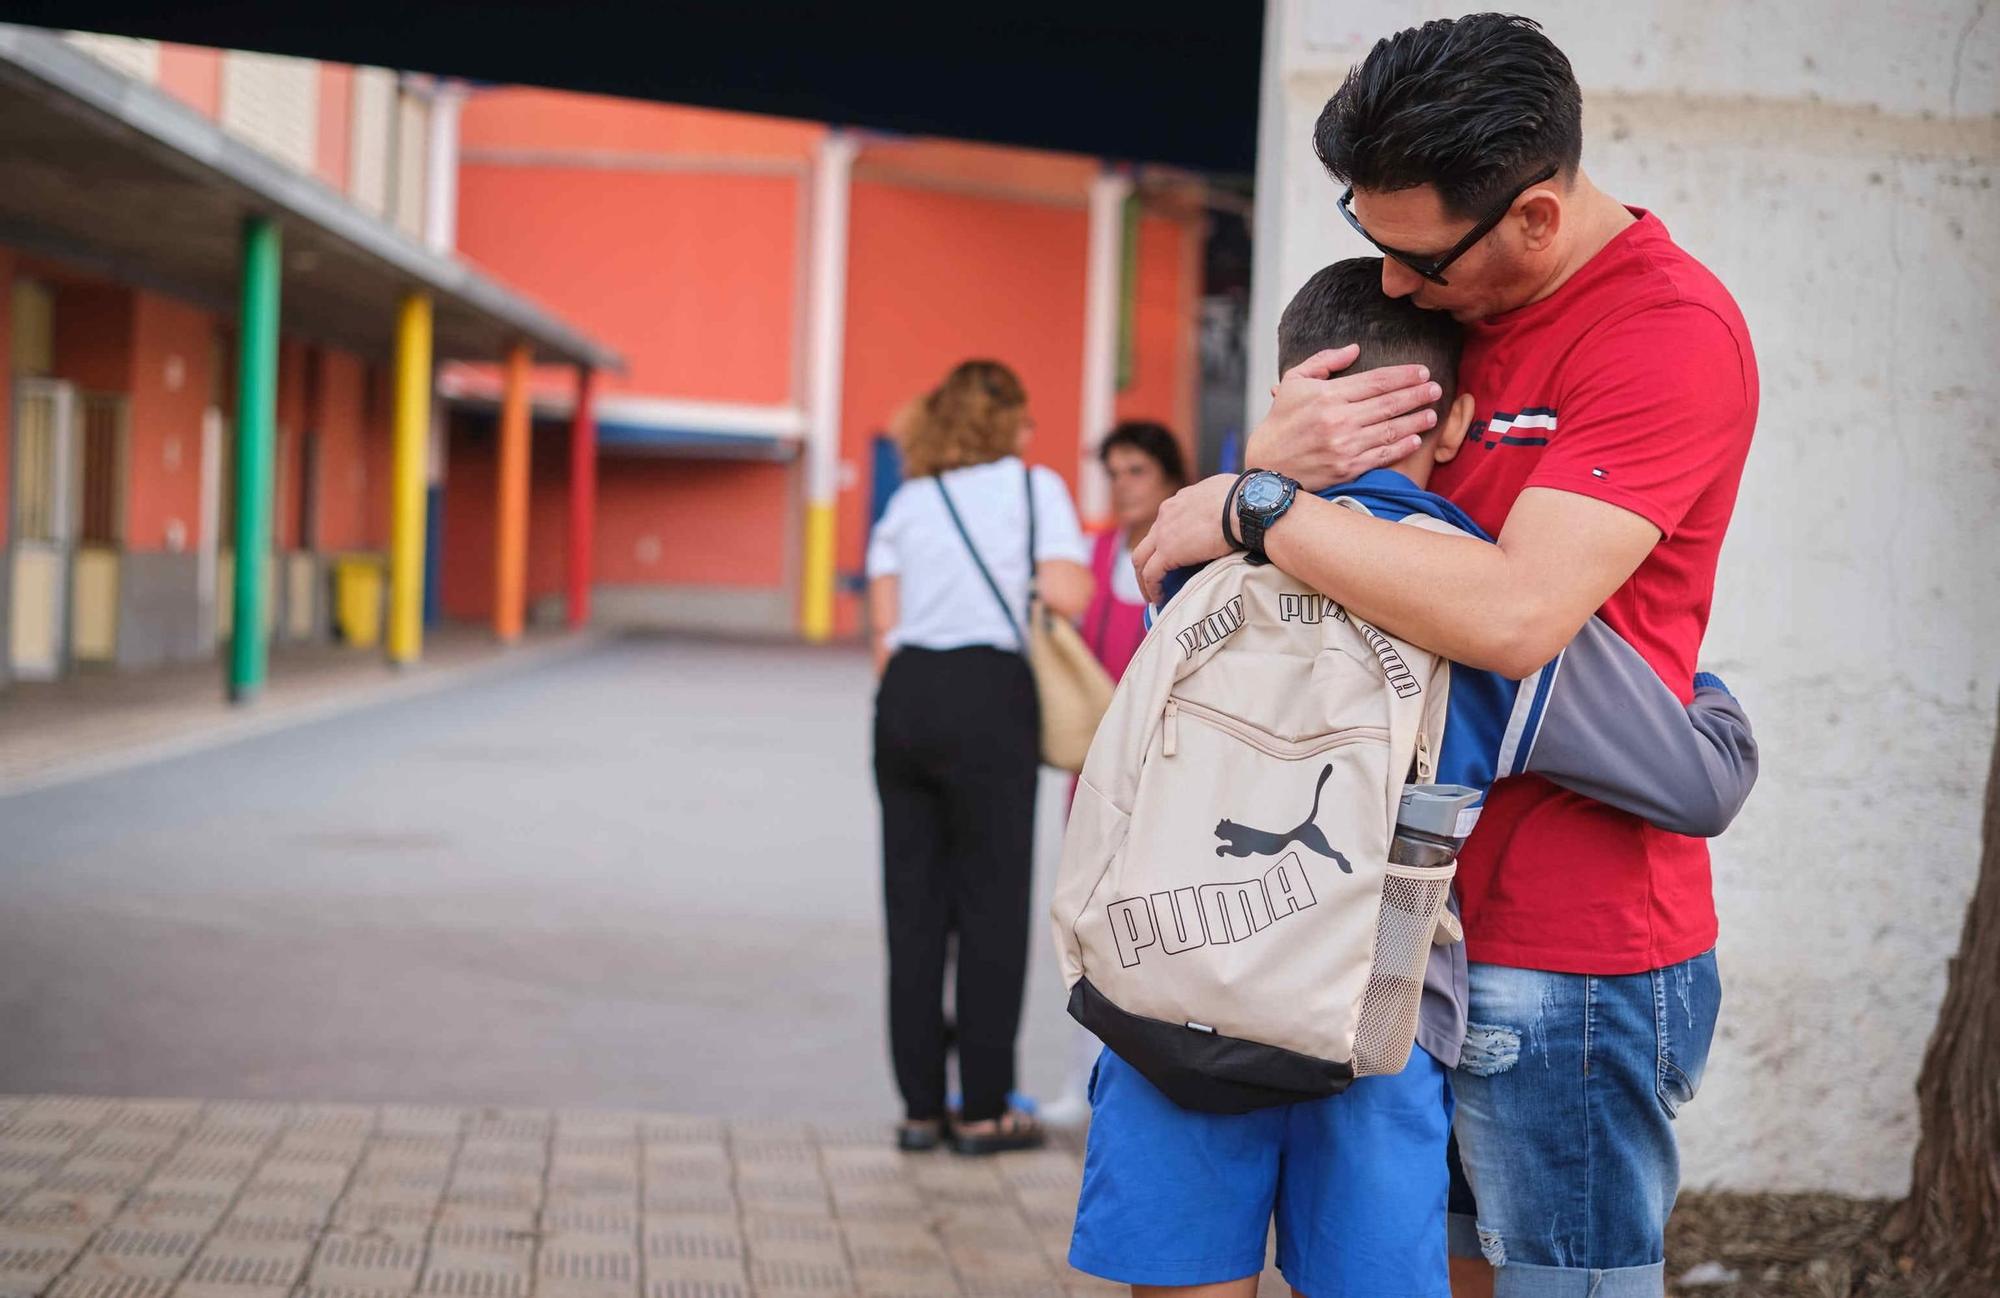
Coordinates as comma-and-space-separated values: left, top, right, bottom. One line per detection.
1278, 259, 1462, 405
1313, 13, 1582, 218
1098, 420, 1188, 487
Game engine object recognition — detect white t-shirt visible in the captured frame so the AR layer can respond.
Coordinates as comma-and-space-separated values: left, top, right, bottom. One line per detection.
866, 456, 1087, 653
1107, 532, 1144, 604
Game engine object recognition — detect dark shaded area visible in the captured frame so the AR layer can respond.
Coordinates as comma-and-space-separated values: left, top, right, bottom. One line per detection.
0, 1, 1265, 174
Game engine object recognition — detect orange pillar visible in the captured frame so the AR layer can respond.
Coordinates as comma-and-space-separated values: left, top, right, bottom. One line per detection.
567, 366, 597, 629
493, 341, 531, 642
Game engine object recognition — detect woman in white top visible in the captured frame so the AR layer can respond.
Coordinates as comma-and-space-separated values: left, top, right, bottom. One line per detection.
865, 360, 1091, 1155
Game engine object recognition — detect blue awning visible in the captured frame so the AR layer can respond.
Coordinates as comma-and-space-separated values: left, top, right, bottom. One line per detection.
595, 419, 800, 462
440, 375, 805, 463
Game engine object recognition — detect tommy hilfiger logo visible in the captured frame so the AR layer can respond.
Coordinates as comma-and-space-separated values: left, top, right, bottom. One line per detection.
1471, 407, 1557, 450
1106, 852, 1319, 968
1176, 596, 1245, 659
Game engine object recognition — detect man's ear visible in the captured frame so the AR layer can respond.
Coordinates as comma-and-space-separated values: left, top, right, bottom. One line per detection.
1434, 393, 1476, 463
1517, 185, 1563, 253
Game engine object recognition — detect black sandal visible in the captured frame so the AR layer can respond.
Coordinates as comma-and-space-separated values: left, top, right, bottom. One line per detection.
896, 1118, 944, 1152
951, 1109, 1045, 1156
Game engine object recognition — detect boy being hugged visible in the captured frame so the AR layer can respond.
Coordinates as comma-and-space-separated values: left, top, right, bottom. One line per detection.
1064, 259, 1757, 1298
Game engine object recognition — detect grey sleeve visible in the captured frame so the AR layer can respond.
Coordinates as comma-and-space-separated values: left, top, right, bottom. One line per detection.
1522, 617, 1759, 837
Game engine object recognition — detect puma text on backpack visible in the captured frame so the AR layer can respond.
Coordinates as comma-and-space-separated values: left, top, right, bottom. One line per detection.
1050, 535, 1458, 1114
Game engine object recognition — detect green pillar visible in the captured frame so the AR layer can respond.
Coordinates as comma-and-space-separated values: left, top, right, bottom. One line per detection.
229, 216, 280, 702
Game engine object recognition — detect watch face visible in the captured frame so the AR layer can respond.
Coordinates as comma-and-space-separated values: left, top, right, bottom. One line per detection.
1242, 473, 1287, 512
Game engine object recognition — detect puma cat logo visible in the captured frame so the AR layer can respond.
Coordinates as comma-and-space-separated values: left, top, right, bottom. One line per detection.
1212, 764, 1352, 873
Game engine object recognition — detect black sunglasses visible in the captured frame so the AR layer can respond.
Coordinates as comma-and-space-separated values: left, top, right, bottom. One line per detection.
1338, 165, 1560, 286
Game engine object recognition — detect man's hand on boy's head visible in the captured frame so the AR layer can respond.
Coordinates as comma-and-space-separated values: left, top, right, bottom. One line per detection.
1246, 347, 1442, 492
1132, 474, 1241, 605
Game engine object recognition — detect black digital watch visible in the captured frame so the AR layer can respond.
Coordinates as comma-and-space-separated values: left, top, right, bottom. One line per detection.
1233, 469, 1300, 565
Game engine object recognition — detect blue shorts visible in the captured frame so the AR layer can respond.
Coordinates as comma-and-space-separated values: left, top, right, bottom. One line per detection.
1447, 950, 1721, 1298
1070, 1045, 1453, 1298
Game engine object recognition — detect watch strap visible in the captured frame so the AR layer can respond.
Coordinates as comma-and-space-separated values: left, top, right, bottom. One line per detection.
1223, 469, 1255, 552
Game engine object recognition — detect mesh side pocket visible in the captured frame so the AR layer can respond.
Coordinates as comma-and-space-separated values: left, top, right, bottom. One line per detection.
1351, 865, 1456, 1076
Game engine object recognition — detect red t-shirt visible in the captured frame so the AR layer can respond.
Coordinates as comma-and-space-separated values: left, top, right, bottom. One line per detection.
1430, 209, 1758, 975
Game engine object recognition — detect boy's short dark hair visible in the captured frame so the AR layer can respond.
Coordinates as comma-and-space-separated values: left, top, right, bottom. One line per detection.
1313, 13, 1583, 219
1277, 258, 1462, 404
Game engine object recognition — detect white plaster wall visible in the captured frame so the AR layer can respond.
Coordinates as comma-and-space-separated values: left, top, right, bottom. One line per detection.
1258, 1, 2000, 1196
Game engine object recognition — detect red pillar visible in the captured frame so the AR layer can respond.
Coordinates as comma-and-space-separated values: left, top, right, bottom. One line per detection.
567, 366, 597, 629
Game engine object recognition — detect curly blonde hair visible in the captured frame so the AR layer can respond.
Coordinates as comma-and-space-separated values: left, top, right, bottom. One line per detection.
898, 359, 1028, 478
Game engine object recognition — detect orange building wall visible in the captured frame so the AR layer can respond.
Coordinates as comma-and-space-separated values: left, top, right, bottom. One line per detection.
441, 423, 497, 621
449, 90, 1203, 635
456, 163, 802, 404
157, 45, 222, 119
526, 432, 573, 603
1114, 214, 1201, 456
442, 420, 591, 622
273, 341, 308, 550
362, 364, 393, 550
314, 349, 371, 552
315, 65, 353, 195
50, 282, 135, 393
0, 246, 13, 549
854, 138, 1100, 203
594, 458, 790, 587
838, 181, 1090, 631
459, 88, 820, 161
127, 293, 213, 551
444, 419, 793, 620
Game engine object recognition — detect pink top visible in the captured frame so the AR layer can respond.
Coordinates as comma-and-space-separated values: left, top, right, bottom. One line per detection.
1082, 528, 1150, 683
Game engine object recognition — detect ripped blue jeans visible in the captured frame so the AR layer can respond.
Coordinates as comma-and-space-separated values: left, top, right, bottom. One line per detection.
1446, 950, 1721, 1298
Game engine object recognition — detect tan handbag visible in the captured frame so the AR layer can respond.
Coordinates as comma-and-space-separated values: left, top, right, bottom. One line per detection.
936, 465, 1115, 772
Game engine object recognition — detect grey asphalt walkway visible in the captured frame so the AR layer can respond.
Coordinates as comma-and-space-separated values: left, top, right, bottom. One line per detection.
0, 635, 1087, 1121
0, 635, 1302, 1296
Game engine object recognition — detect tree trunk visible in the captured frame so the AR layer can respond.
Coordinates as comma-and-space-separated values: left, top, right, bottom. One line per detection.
1887, 688, 2000, 1272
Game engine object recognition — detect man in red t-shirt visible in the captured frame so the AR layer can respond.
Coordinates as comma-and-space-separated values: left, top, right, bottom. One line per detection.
1134, 15, 1756, 1298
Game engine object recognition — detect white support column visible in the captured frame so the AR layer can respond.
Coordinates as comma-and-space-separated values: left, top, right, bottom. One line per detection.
423, 81, 464, 255
1246, 0, 1297, 439
1079, 169, 1133, 527
800, 129, 858, 642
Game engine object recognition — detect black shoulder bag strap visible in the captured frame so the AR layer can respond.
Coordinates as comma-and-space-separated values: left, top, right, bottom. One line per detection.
935, 473, 1025, 649
1022, 461, 1039, 604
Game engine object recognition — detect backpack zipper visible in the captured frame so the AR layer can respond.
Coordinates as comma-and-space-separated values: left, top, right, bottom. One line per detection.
1164, 696, 1388, 760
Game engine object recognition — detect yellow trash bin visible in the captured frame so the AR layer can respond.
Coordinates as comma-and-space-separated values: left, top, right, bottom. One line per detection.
332, 553, 386, 648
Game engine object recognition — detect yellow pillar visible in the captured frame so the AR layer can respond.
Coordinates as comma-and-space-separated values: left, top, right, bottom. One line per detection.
800, 503, 837, 641
800, 131, 856, 642
493, 341, 531, 642
387, 293, 432, 665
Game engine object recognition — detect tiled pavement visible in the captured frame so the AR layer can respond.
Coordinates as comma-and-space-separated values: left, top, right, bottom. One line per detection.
0, 1095, 1294, 1298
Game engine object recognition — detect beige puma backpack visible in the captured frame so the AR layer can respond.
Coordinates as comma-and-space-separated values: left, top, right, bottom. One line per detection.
1051, 532, 1459, 1113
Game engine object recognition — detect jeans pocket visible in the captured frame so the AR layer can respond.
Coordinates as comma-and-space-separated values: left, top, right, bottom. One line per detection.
1654, 949, 1722, 1118
1085, 1053, 1104, 1107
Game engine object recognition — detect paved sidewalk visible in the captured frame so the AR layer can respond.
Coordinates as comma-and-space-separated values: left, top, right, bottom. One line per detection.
0, 1094, 1291, 1298
0, 628, 594, 796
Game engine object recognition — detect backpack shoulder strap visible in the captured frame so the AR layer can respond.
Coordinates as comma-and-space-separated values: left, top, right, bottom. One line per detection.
935, 475, 1024, 647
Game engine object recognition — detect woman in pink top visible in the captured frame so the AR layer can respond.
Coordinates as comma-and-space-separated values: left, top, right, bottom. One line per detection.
1081, 422, 1188, 680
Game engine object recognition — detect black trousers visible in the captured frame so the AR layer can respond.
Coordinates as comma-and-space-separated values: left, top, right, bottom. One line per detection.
873, 646, 1039, 1124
